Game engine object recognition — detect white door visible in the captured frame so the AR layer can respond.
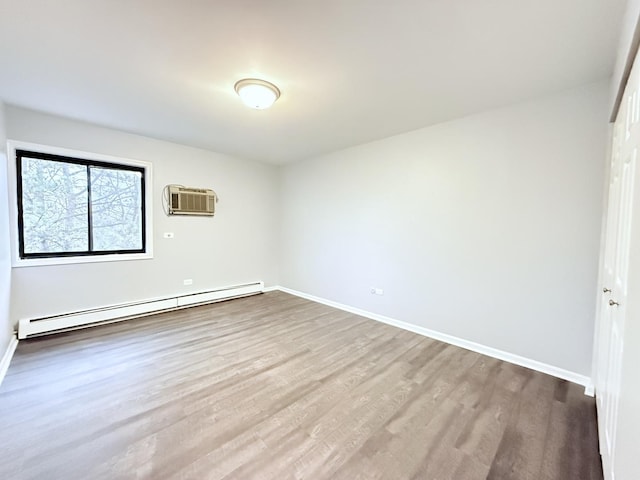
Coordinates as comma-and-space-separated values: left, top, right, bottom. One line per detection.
596, 48, 639, 479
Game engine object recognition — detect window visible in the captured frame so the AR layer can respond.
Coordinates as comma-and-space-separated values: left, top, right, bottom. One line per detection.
14, 147, 150, 262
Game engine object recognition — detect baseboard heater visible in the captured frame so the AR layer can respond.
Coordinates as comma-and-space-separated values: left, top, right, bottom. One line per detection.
17, 281, 264, 339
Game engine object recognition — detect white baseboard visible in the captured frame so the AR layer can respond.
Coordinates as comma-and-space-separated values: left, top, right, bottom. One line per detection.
0, 335, 18, 387
272, 286, 593, 395
584, 383, 595, 397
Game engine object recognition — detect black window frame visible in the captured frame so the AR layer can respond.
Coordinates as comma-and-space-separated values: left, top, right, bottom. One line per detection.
16, 149, 147, 260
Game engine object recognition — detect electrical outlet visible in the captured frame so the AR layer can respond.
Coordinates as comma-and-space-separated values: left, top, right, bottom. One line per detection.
163, 232, 174, 239
183, 279, 193, 286
370, 287, 384, 295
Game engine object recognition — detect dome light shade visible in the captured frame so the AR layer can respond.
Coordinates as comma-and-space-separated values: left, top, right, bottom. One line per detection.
234, 78, 281, 109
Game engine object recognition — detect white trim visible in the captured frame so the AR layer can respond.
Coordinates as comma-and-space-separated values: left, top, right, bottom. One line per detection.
18, 281, 264, 339
584, 383, 595, 397
262, 285, 280, 293
6, 140, 154, 268
272, 286, 593, 394
11, 251, 153, 268
0, 335, 18, 387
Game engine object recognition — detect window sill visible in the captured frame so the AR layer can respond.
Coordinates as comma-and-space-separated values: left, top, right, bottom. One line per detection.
12, 252, 154, 268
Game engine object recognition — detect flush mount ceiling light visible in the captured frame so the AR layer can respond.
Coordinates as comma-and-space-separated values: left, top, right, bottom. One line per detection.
234, 78, 281, 110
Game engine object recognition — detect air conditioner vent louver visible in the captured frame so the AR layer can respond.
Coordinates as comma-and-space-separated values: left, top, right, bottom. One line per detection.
168, 186, 216, 216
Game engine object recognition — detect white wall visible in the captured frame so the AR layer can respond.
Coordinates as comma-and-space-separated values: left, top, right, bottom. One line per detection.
5, 106, 279, 325
0, 102, 14, 357
280, 81, 608, 377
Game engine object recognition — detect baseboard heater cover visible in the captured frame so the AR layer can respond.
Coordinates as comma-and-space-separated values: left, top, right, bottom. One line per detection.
17, 281, 264, 339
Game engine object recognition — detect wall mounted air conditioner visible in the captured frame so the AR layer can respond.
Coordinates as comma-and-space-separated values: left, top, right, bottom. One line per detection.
168, 186, 217, 216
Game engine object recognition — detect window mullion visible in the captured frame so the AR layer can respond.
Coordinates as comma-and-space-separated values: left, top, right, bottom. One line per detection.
87, 165, 93, 252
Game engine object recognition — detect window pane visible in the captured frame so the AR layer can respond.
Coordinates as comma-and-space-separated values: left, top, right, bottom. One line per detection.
90, 167, 143, 251
21, 157, 88, 254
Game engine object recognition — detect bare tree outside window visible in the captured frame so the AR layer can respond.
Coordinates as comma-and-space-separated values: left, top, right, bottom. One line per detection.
21, 157, 88, 254
91, 167, 143, 251
17, 150, 146, 259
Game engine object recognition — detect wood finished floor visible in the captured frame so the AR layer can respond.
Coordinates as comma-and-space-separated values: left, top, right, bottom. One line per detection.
0, 291, 602, 480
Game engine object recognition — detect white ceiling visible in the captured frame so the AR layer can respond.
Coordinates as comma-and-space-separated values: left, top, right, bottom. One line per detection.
0, 0, 627, 164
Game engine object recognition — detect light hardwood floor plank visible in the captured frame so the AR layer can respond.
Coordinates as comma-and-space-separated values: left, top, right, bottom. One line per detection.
0, 291, 602, 480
